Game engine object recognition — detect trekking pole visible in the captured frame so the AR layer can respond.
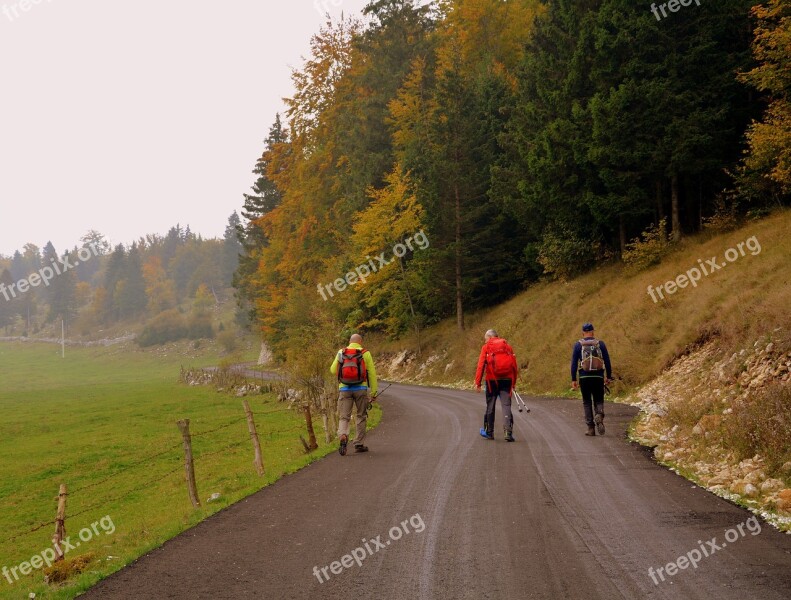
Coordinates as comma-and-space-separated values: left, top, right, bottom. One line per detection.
372, 382, 392, 400
513, 390, 530, 414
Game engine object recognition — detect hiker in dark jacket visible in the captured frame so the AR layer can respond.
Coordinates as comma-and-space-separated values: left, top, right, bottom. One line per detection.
571, 323, 613, 436
475, 329, 519, 442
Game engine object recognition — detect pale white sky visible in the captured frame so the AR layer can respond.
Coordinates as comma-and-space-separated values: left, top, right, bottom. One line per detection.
0, 0, 372, 256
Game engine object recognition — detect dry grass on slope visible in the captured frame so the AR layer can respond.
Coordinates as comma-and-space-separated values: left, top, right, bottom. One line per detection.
377, 209, 791, 396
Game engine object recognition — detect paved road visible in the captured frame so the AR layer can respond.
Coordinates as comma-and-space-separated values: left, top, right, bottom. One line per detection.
81, 384, 791, 599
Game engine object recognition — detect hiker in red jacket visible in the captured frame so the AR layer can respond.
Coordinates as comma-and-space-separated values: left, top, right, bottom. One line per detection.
475, 329, 519, 442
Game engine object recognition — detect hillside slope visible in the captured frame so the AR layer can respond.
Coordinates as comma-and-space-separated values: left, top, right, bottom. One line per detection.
377, 210, 789, 392
375, 210, 791, 529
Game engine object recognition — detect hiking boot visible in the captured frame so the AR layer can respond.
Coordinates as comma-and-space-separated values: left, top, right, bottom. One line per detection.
595, 413, 605, 436
339, 434, 348, 456
480, 427, 494, 440
585, 426, 596, 436
504, 431, 515, 442
354, 445, 369, 453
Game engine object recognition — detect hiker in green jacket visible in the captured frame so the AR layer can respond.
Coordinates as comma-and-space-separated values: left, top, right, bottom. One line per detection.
330, 333, 378, 456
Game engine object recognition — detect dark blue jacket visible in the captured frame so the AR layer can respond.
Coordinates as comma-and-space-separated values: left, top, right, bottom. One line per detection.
571, 337, 612, 381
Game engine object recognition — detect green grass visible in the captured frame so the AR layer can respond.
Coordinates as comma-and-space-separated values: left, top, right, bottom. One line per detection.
0, 341, 379, 599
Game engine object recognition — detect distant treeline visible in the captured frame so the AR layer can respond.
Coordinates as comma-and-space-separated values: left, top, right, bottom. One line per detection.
0, 219, 242, 340
233, 0, 789, 359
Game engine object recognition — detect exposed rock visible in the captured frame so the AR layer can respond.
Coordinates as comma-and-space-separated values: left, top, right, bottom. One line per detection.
707, 470, 731, 486
257, 342, 273, 366
777, 489, 791, 511
625, 334, 791, 528
731, 481, 759, 498
743, 469, 766, 486
760, 479, 785, 494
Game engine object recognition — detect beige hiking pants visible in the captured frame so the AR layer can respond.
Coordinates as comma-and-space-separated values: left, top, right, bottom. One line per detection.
337, 389, 369, 446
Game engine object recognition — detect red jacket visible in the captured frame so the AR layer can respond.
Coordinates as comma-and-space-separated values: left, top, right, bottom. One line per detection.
474, 338, 518, 387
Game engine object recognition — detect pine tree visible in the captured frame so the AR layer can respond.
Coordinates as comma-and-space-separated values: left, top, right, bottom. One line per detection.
0, 268, 15, 332
234, 115, 289, 325
102, 245, 127, 322
47, 250, 77, 322
117, 243, 148, 319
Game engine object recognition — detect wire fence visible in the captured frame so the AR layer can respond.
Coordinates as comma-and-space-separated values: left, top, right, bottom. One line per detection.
0, 399, 310, 548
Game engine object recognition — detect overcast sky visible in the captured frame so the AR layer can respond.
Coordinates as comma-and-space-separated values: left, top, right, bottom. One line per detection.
0, 0, 372, 256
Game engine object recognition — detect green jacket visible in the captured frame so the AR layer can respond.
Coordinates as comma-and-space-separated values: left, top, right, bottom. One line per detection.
330, 343, 378, 396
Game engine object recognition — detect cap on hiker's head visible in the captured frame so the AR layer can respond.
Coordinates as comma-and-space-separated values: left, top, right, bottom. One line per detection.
582, 323, 594, 332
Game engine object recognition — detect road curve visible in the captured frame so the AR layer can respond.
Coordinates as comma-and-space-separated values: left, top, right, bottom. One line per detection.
81, 383, 791, 599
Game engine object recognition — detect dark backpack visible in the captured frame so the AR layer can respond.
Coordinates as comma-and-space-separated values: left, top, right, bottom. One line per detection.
485, 338, 516, 380
337, 348, 368, 386
578, 338, 605, 371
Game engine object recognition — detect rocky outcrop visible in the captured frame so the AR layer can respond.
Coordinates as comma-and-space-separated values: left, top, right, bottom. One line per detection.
627, 334, 791, 531
258, 342, 273, 366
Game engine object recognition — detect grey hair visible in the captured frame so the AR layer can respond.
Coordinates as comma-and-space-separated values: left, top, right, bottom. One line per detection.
484, 329, 498, 339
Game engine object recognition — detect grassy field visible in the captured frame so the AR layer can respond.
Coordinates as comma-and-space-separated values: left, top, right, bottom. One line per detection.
0, 341, 379, 599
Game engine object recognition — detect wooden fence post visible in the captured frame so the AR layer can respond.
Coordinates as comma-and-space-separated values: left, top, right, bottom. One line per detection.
177, 419, 201, 508
52, 484, 67, 561
242, 400, 265, 476
303, 405, 318, 451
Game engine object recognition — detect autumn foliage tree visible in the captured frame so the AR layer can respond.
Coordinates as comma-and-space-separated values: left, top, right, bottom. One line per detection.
738, 0, 791, 199
233, 0, 783, 356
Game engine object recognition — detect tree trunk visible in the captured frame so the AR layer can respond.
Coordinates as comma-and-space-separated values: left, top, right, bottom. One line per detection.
322, 412, 331, 444
324, 392, 338, 441
655, 178, 664, 224
397, 257, 422, 355
619, 216, 627, 257
454, 184, 464, 332
670, 173, 681, 242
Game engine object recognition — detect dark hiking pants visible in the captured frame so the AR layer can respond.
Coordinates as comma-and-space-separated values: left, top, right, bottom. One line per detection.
579, 375, 605, 427
484, 379, 513, 434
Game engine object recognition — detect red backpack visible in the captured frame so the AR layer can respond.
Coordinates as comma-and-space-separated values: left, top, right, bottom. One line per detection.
485, 338, 516, 380
338, 348, 368, 386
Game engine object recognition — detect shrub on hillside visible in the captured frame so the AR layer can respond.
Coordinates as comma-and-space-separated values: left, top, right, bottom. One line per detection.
538, 227, 596, 280
137, 309, 188, 347
218, 329, 238, 353
703, 195, 740, 233
622, 218, 670, 273
665, 391, 720, 432
187, 313, 214, 340
722, 383, 791, 474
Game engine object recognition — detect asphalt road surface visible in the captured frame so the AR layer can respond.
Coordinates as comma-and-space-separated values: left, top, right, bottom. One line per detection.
81, 383, 791, 599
